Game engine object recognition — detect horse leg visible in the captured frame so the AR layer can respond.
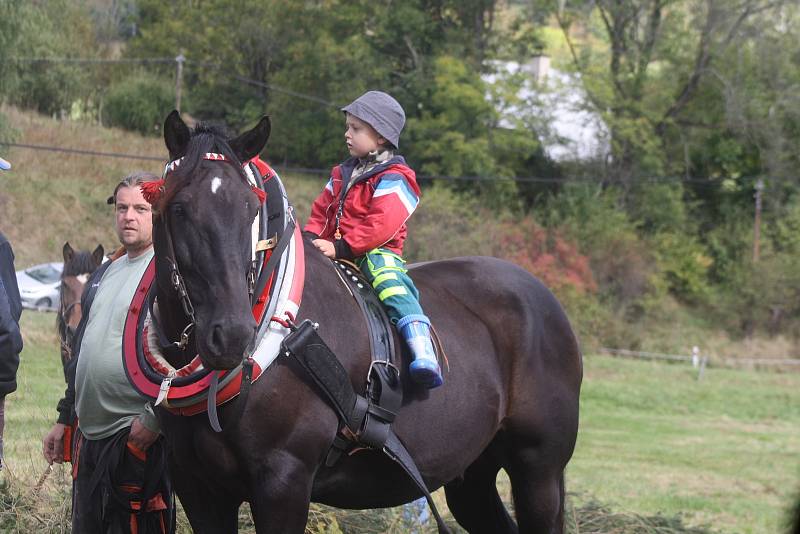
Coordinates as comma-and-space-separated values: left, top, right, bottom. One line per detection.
248, 453, 315, 533
505, 444, 568, 534
172, 468, 241, 533
444, 448, 518, 534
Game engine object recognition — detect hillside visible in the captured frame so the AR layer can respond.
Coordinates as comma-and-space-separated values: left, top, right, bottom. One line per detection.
0, 106, 327, 267
1, 106, 164, 266
4, 107, 800, 364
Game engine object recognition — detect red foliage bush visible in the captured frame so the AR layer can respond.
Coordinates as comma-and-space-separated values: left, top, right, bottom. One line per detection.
492, 217, 596, 294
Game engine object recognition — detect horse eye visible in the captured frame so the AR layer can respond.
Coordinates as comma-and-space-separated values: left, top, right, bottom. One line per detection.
171, 204, 187, 218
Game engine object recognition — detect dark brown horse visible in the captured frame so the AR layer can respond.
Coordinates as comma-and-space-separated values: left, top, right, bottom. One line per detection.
57, 242, 104, 376
152, 111, 582, 533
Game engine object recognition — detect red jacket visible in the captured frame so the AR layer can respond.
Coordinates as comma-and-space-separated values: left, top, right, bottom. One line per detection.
304, 156, 420, 258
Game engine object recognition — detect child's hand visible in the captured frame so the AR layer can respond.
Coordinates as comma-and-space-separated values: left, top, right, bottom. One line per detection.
312, 239, 336, 258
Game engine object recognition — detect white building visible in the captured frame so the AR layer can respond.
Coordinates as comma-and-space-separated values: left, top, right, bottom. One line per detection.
483, 55, 610, 163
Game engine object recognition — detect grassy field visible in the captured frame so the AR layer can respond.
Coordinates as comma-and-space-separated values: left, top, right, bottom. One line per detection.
572, 356, 799, 533
2, 311, 797, 533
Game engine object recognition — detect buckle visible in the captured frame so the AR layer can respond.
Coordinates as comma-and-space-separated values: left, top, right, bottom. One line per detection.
255, 234, 278, 252
366, 360, 399, 385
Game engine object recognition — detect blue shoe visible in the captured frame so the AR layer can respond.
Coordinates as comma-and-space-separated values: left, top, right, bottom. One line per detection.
409, 358, 443, 388
397, 314, 444, 389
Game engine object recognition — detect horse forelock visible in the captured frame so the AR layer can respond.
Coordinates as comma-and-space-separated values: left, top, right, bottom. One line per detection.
62, 251, 100, 277
157, 123, 248, 214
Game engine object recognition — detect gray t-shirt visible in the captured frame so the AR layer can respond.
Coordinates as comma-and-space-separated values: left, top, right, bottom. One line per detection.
75, 249, 159, 440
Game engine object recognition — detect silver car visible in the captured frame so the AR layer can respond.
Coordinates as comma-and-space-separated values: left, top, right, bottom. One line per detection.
15, 262, 63, 311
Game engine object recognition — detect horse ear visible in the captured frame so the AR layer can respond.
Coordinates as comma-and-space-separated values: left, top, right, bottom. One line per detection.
229, 116, 271, 162
92, 244, 105, 267
63, 242, 74, 263
164, 110, 191, 160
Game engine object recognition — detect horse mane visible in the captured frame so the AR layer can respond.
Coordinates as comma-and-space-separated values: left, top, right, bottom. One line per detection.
158, 122, 248, 212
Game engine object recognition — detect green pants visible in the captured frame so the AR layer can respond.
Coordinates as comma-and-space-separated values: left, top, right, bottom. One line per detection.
357, 249, 423, 323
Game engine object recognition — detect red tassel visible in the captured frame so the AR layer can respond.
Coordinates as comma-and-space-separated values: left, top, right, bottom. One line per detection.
140, 179, 165, 205
251, 186, 266, 205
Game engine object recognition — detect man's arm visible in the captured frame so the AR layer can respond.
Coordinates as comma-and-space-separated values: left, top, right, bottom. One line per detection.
43, 335, 78, 464
0, 237, 22, 469
0, 236, 22, 396
128, 402, 160, 452
0, 278, 21, 396
43, 263, 110, 464
0, 277, 21, 468
0, 237, 21, 322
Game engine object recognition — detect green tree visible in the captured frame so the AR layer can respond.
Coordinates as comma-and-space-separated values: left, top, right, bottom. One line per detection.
536, 0, 791, 182
0, 0, 22, 141
126, 0, 541, 181
6, 1, 98, 116
103, 72, 174, 135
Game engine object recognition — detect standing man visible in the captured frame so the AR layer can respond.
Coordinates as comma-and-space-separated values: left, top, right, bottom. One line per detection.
0, 155, 23, 470
42, 171, 175, 533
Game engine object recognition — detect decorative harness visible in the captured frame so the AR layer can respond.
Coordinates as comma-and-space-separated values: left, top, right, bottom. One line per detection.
121, 152, 450, 531
121, 154, 304, 426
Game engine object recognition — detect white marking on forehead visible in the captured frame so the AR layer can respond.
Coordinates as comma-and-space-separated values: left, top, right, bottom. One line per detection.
76, 273, 89, 284
211, 177, 222, 194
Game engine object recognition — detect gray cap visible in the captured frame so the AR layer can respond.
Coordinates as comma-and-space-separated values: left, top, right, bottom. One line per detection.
342, 91, 406, 149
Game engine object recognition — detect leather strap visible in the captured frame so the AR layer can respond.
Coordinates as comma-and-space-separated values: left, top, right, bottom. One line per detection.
383, 431, 451, 533
280, 320, 452, 534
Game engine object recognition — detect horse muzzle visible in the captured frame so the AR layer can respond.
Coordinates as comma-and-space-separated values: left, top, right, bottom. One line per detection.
197, 316, 256, 370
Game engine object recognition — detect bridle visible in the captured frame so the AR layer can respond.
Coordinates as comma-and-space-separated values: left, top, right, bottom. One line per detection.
60, 301, 81, 360
163, 221, 198, 351
153, 152, 264, 353
122, 154, 304, 432
59, 274, 89, 361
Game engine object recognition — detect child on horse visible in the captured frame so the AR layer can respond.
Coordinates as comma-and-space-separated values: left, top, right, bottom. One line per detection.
304, 91, 443, 388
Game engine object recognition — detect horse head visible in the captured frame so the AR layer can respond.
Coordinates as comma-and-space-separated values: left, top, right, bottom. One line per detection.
154, 110, 270, 370
58, 242, 104, 368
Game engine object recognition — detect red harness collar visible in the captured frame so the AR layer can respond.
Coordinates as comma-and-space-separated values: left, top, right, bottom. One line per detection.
122, 193, 304, 416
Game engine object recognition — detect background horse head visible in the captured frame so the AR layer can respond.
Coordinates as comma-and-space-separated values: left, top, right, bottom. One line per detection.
154, 112, 582, 534
153, 110, 270, 370
57, 241, 104, 373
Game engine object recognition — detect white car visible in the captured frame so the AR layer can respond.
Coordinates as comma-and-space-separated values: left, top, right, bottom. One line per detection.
15, 262, 63, 311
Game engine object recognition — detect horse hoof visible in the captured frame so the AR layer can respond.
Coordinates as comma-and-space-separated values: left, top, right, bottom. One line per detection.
410, 360, 443, 388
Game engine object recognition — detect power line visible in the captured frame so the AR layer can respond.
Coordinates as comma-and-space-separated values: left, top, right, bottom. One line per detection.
0, 140, 784, 186
0, 142, 164, 162
228, 73, 339, 108
5, 56, 340, 108
4, 57, 175, 64
181, 59, 339, 108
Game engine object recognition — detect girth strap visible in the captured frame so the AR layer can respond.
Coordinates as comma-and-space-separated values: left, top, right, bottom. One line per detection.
280, 320, 452, 534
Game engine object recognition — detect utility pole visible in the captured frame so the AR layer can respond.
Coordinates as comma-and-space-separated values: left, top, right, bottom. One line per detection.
174, 53, 186, 113
753, 178, 764, 262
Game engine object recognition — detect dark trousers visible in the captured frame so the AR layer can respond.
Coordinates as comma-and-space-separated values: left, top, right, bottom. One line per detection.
72, 429, 174, 534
